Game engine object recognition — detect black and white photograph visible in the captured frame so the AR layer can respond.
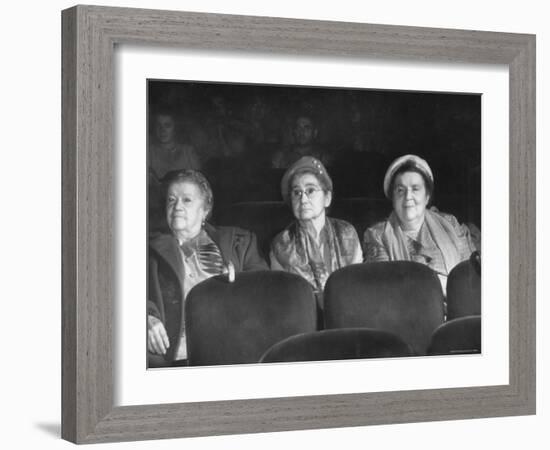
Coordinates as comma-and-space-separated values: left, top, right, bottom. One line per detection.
3, 0, 544, 447
146, 80, 482, 368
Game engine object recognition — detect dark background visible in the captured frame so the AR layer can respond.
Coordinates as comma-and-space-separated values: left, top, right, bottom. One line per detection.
148, 80, 481, 256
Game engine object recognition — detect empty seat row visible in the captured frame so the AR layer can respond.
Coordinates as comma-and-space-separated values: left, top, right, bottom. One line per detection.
260, 317, 481, 363
259, 328, 414, 363
210, 198, 391, 259
211, 198, 476, 259
184, 260, 481, 366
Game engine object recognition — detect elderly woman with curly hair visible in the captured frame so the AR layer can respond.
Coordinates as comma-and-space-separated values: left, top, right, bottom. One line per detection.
147, 170, 268, 367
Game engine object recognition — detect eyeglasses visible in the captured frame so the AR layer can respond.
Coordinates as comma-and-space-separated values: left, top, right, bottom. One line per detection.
290, 187, 323, 200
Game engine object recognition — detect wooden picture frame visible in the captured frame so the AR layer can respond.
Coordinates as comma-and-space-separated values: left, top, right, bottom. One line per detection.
61, 5, 535, 443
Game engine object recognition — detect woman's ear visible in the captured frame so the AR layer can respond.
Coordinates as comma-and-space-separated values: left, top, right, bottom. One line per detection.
324, 190, 333, 208
202, 206, 211, 224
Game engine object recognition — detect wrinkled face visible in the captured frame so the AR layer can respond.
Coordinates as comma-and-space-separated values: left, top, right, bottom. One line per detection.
294, 116, 316, 146
166, 181, 208, 237
155, 114, 175, 144
290, 173, 331, 222
392, 171, 430, 227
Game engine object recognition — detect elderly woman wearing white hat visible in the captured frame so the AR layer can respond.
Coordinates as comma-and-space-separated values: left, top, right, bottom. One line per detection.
270, 157, 363, 312
363, 154, 479, 293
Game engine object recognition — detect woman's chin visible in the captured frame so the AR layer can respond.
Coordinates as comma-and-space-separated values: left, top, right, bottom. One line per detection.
169, 219, 188, 232
296, 212, 316, 221
397, 211, 424, 227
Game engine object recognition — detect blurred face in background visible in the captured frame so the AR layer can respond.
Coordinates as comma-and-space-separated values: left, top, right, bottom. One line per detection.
293, 116, 316, 147
392, 171, 430, 230
155, 114, 176, 145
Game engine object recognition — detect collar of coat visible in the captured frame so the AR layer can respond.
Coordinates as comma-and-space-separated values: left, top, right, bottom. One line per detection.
149, 223, 237, 286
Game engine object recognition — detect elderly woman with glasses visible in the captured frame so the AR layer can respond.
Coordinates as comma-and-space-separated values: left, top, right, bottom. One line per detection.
148, 169, 268, 368
363, 154, 480, 294
270, 157, 363, 312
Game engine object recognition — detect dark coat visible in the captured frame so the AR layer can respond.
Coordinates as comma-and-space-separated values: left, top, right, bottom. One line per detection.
148, 223, 268, 362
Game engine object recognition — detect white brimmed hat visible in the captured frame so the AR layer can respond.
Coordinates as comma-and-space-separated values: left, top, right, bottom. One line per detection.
383, 154, 433, 198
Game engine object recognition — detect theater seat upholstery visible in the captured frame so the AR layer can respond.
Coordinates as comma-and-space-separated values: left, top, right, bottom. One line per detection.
260, 328, 413, 363
446, 257, 481, 320
185, 270, 317, 366
428, 315, 481, 355
214, 201, 293, 259
324, 261, 445, 355
214, 198, 390, 260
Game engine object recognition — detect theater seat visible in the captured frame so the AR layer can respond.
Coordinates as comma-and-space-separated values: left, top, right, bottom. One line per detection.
185, 270, 317, 366
428, 315, 481, 355
259, 328, 413, 363
328, 198, 391, 237
446, 256, 481, 320
214, 201, 293, 259
214, 198, 390, 259
324, 261, 445, 355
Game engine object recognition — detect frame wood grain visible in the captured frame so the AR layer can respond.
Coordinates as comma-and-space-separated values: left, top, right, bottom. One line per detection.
61, 5, 536, 444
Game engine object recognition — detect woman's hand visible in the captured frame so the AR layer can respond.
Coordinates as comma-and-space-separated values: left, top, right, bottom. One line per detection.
147, 315, 170, 355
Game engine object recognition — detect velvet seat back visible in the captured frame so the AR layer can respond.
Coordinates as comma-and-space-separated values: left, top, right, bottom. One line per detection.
260, 328, 413, 363
446, 259, 481, 320
324, 261, 445, 355
214, 201, 292, 259
185, 270, 317, 366
428, 315, 481, 355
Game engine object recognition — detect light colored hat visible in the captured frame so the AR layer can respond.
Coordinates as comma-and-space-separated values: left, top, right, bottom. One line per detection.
383, 154, 433, 198
281, 156, 333, 202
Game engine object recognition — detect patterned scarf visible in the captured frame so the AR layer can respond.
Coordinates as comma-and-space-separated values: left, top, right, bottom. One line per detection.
179, 230, 225, 276
300, 220, 334, 292
272, 218, 359, 293
381, 209, 472, 274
